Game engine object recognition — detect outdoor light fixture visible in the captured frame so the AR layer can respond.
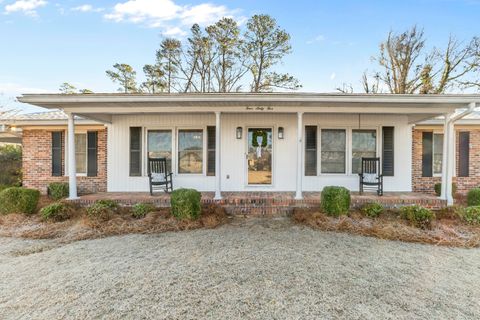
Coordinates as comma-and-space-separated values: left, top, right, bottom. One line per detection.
236, 127, 242, 139
278, 127, 284, 139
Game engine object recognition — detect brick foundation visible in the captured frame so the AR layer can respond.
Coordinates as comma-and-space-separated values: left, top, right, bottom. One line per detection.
412, 127, 480, 195
22, 128, 107, 195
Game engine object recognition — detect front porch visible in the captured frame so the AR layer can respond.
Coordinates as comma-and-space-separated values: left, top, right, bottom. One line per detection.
71, 191, 446, 215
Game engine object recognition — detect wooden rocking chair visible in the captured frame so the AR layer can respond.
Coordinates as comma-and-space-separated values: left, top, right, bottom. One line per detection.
359, 157, 383, 196
148, 157, 173, 195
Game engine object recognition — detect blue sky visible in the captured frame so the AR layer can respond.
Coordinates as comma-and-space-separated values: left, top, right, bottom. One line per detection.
0, 0, 479, 112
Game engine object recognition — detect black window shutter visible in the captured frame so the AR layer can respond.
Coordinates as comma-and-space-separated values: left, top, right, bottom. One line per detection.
87, 131, 98, 177
422, 132, 433, 177
51, 131, 63, 176
305, 126, 317, 176
459, 131, 470, 177
207, 126, 216, 176
130, 127, 142, 176
382, 127, 394, 176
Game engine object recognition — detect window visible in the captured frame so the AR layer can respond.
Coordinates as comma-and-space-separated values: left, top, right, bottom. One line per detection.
433, 133, 444, 175
130, 127, 142, 176
207, 126, 216, 176
352, 129, 376, 174
178, 129, 203, 174
321, 129, 346, 174
75, 133, 87, 174
305, 126, 317, 176
148, 130, 172, 172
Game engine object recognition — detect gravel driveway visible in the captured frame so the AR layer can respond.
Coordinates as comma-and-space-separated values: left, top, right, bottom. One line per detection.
1, 218, 479, 319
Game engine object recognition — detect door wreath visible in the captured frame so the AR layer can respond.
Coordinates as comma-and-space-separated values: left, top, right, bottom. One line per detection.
252, 130, 268, 147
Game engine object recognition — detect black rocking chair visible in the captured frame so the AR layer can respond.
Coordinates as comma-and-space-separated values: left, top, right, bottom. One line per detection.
359, 157, 383, 196
148, 157, 173, 195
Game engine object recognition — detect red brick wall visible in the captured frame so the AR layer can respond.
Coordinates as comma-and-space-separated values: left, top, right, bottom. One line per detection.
22, 128, 107, 195
412, 127, 480, 195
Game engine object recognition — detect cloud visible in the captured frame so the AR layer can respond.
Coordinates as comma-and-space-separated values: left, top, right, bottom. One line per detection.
330, 72, 336, 80
4, 0, 47, 16
105, 0, 241, 35
306, 34, 325, 44
72, 4, 104, 13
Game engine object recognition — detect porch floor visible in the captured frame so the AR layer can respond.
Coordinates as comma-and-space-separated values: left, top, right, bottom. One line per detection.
73, 191, 446, 215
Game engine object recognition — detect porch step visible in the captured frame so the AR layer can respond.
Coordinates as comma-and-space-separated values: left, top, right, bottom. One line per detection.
70, 191, 447, 216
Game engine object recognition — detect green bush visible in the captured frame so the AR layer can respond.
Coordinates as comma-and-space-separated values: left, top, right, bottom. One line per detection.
131, 203, 156, 218
48, 182, 69, 200
86, 199, 118, 220
361, 202, 384, 218
171, 188, 201, 220
400, 205, 435, 229
0, 187, 40, 215
457, 206, 480, 225
434, 183, 457, 197
467, 188, 480, 207
40, 202, 72, 221
321, 186, 351, 216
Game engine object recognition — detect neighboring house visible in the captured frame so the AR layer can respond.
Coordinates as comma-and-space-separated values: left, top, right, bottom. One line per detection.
2, 93, 479, 205
413, 112, 480, 195
0, 124, 22, 145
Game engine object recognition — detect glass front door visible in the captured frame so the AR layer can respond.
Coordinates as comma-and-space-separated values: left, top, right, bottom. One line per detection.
247, 128, 273, 185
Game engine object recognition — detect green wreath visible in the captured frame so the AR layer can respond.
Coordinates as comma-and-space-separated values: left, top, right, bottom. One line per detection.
252, 130, 268, 147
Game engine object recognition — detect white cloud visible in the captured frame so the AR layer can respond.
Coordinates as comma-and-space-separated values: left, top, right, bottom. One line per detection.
72, 4, 104, 13
330, 72, 336, 80
306, 34, 325, 44
4, 0, 47, 16
105, 0, 241, 36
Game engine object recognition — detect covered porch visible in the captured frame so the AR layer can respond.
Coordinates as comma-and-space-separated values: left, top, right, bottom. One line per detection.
18, 93, 480, 206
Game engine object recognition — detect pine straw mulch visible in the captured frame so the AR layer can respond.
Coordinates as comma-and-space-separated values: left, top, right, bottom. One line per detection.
0, 204, 228, 243
292, 208, 480, 248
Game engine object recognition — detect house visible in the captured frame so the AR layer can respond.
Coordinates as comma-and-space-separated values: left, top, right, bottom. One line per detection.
2, 93, 480, 207
413, 111, 480, 195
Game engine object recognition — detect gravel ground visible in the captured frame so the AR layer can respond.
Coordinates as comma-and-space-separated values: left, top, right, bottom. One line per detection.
1, 218, 479, 320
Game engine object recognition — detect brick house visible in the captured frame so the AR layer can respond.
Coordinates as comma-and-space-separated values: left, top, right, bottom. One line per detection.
2, 93, 479, 206
413, 112, 480, 195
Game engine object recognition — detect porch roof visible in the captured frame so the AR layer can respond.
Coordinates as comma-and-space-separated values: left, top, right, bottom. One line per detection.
18, 92, 480, 124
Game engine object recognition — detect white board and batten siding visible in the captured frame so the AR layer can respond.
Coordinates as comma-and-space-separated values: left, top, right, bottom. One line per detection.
107, 113, 412, 193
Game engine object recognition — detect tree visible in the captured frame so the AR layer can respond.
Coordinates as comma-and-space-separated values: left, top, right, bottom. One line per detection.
366, 26, 480, 94
79, 89, 94, 94
244, 14, 301, 92
105, 63, 137, 93
207, 17, 247, 92
59, 82, 77, 94
156, 39, 182, 93
141, 64, 165, 93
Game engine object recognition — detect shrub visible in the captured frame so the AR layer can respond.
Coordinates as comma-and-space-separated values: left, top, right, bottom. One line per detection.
457, 206, 480, 225
467, 188, 480, 207
40, 202, 72, 221
400, 205, 435, 229
361, 202, 384, 218
86, 199, 118, 220
131, 203, 156, 218
171, 188, 201, 220
434, 183, 457, 197
48, 182, 69, 200
321, 186, 351, 217
0, 187, 40, 215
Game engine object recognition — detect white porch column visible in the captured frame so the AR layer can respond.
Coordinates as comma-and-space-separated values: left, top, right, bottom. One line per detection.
440, 114, 450, 200
445, 118, 455, 205
295, 112, 304, 200
67, 113, 78, 200
214, 111, 222, 200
